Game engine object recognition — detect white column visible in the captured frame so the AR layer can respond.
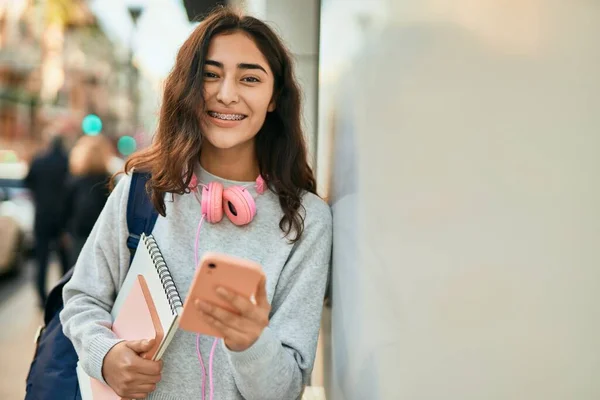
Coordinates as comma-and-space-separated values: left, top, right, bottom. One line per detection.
242, 0, 321, 169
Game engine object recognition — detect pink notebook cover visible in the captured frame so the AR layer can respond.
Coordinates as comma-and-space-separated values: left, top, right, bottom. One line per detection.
88, 275, 163, 399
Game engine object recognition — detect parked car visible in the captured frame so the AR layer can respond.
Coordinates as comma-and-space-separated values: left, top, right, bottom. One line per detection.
0, 214, 24, 275
0, 155, 33, 274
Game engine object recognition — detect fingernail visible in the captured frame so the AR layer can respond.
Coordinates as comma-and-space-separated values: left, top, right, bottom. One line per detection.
195, 299, 207, 310
216, 287, 227, 296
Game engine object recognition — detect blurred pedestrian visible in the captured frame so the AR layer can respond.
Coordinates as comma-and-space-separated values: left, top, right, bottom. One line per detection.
65, 135, 112, 265
24, 134, 70, 308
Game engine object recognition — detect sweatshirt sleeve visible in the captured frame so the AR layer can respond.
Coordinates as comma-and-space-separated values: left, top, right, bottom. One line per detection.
59, 175, 133, 383
225, 195, 333, 400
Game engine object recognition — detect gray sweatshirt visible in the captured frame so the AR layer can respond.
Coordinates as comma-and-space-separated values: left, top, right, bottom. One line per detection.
60, 166, 332, 400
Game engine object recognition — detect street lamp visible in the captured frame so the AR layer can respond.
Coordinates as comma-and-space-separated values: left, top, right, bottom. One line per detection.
128, 6, 144, 25
127, 4, 144, 132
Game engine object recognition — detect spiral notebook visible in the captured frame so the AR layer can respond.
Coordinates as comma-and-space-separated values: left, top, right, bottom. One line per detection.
112, 233, 183, 359
78, 233, 182, 399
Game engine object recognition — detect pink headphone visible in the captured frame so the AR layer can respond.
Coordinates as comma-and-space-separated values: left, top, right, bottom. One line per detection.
190, 174, 266, 226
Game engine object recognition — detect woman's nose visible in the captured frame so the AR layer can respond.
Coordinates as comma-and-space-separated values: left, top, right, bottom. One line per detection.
216, 78, 239, 105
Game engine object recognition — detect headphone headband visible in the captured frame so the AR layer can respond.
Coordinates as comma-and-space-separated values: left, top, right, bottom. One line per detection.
188, 173, 266, 194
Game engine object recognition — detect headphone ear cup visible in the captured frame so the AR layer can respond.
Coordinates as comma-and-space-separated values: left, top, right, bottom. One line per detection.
223, 186, 256, 226
202, 182, 223, 223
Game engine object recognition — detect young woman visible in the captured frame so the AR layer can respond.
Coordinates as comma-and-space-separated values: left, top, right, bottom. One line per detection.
60, 7, 332, 400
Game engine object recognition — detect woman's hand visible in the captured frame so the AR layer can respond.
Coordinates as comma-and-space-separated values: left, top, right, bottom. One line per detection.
102, 339, 162, 399
194, 277, 271, 352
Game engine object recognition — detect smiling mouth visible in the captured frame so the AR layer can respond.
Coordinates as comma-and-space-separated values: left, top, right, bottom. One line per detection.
207, 111, 247, 121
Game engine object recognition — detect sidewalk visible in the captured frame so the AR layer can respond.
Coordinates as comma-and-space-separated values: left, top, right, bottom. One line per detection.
0, 261, 60, 399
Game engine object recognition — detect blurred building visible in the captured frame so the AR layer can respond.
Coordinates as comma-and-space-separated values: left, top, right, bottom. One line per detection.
0, 0, 138, 161
0, 0, 41, 158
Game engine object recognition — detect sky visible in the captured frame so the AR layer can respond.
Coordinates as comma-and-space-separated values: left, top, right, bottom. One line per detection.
88, 0, 196, 81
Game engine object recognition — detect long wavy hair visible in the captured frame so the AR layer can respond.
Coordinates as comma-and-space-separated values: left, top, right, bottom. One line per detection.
119, 6, 316, 242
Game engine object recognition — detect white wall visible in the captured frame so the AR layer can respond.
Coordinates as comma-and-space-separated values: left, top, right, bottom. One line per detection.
325, 0, 600, 399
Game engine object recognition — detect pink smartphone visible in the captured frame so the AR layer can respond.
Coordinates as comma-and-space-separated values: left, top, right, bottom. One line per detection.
178, 252, 265, 337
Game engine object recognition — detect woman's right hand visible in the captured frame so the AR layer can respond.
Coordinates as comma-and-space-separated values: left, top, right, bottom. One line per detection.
102, 339, 163, 399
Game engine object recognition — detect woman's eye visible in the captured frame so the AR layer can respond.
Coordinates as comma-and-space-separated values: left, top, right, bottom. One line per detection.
203, 72, 218, 79
242, 76, 260, 83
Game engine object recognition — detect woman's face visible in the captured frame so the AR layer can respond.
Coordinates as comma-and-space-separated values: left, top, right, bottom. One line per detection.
200, 32, 275, 152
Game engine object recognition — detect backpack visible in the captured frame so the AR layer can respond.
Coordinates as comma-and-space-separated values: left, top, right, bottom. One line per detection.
25, 172, 159, 400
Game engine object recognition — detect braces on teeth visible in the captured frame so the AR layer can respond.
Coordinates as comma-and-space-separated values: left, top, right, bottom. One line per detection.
210, 112, 245, 121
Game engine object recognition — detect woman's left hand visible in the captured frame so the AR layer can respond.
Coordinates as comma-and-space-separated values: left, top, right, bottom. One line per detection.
194, 277, 271, 352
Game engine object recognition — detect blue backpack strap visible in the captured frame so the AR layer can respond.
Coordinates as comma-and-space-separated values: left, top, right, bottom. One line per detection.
126, 172, 159, 260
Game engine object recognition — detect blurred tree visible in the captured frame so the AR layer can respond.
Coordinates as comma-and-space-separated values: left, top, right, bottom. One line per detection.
47, 0, 94, 28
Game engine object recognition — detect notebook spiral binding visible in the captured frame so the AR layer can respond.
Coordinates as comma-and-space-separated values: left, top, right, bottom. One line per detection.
144, 235, 183, 314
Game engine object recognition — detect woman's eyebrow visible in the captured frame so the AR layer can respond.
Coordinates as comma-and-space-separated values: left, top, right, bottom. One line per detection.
205, 59, 268, 75
238, 63, 268, 74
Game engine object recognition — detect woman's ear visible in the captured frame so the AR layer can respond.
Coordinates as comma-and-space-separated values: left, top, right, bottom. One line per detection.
268, 100, 276, 112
